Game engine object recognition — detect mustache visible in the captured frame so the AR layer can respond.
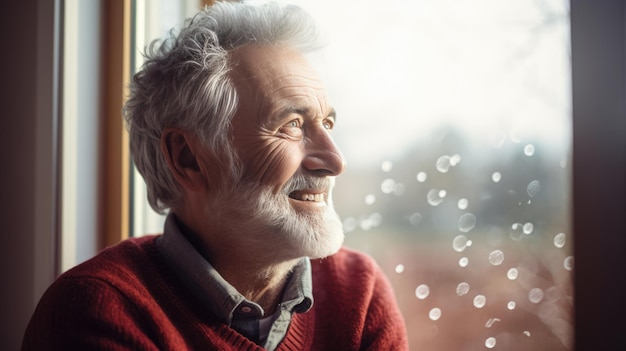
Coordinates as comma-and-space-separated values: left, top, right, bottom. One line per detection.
282, 173, 333, 195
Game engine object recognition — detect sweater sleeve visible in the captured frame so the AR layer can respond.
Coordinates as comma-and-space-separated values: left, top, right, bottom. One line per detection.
359, 260, 409, 351
22, 276, 164, 351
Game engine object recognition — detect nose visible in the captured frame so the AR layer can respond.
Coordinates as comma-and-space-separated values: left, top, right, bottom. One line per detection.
302, 129, 346, 176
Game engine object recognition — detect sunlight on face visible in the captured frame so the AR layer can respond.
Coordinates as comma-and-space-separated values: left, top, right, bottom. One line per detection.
207, 44, 345, 260
210, 174, 344, 260
246, 175, 344, 259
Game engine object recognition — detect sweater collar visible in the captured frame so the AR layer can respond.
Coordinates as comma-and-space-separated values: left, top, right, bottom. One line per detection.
155, 214, 314, 326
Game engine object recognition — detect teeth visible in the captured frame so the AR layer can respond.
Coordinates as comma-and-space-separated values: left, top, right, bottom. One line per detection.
301, 193, 325, 202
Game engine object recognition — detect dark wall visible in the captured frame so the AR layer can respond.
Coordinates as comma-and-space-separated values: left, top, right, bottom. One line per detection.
0, 0, 53, 349
571, 0, 626, 350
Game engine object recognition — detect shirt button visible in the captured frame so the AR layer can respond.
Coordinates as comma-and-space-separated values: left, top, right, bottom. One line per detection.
241, 306, 252, 313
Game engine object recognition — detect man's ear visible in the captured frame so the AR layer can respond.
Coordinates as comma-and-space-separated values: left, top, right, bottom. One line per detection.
160, 128, 208, 192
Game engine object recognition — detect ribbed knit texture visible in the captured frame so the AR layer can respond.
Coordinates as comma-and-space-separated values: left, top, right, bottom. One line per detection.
22, 236, 408, 350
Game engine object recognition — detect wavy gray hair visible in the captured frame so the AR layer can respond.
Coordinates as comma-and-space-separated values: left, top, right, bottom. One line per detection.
123, 1, 321, 213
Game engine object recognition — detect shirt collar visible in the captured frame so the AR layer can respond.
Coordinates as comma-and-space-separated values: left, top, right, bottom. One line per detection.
156, 214, 314, 325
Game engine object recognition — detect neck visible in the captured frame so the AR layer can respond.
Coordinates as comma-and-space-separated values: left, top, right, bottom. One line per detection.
172, 209, 302, 316
216, 258, 299, 316
176, 206, 300, 315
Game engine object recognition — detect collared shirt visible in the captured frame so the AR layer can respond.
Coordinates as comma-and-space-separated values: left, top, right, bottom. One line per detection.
155, 214, 313, 350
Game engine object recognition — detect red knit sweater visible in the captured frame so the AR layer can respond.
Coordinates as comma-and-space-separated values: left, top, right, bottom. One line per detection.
22, 236, 408, 350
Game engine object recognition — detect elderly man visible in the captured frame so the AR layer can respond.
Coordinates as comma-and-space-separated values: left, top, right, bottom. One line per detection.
23, 2, 408, 350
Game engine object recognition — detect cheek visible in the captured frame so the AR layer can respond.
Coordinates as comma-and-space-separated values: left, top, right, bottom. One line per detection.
239, 139, 303, 188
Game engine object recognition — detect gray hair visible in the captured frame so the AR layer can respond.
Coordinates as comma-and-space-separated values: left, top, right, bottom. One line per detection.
123, 1, 321, 213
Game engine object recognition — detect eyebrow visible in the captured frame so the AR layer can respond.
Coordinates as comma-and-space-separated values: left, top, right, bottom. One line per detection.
328, 108, 337, 119
274, 106, 337, 122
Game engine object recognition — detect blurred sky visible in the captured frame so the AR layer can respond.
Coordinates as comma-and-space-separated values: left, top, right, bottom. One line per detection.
259, 0, 572, 166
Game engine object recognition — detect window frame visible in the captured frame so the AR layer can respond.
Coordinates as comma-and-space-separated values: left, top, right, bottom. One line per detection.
570, 0, 626, 349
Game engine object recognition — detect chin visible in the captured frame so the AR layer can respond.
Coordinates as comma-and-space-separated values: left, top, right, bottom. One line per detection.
294, 231, 344, 260
212, 179, 345, 260
276, 192, 345, 259
258, 195, 345, 260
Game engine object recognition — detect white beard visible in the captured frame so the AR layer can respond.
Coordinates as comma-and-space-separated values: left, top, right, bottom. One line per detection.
207, 174, 345, 261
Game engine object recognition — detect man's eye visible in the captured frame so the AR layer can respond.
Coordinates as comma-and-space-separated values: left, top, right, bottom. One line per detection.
323, 119, 334, 130
286, 120, 300, 128
279, 119, 303, 138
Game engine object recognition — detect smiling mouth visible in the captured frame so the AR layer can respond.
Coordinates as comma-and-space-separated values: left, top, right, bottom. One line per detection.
289, 191, 326, 203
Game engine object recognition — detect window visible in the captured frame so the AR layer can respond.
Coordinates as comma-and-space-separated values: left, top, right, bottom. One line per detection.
129, 0, 202, 236
297, 1, 573, 349
130, 1, 573, 349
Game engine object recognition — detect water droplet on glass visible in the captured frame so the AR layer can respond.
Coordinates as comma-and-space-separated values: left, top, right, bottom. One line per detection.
416, 171, 427, 182
359, 220, 372, 231
507, 301, 516, 310
507, 268, 518, 280
492, 172, 502, 183
459, 257, 469, 267
409, 212, 422, 226
524, 144, 535, 156
359, 213, 382, 231
458, 213, 477, 233
393, 182, 406, 196
450, 154, 462, 166
528, 288, 544, 304
369, 213, 382, 226
473, 295, 487, 308
415, 284, 430, 300
488, 250, 505, 266
456, 282, 470, 296
343, 217, 357, 232
554, 232, 566, 248
429, 307, 442, 321
564, 256, 574, 271
523, 222, 534, 235
381, 161, 393, 172
436, 155, 451, 173
485, 318, 501, 328
395, 264, 405, 274
510, 223, 524, 240
427, 189, 446, 206
364, 194, 376, 205
457, 198, 469, 210
527, 180, 541, 198
452, 235, 469, 252
485, 337, 497, 348
380, 179, 395, 194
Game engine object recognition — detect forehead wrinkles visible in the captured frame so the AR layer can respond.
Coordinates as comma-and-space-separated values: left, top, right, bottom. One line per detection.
264, 76, 331, 118
229, 45, 332, 123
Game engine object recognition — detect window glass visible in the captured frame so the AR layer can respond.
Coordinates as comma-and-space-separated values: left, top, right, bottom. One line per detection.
130, 0, 196, 235
132, 1, 573, 349
295, 0, 573, 349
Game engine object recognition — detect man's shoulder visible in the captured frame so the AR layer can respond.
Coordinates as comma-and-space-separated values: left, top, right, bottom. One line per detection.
56, 235, 162, 290
23, 235, 191, 350
312, 246, 377, 268
307, 247, 402, 332
310, 247, 381, 283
